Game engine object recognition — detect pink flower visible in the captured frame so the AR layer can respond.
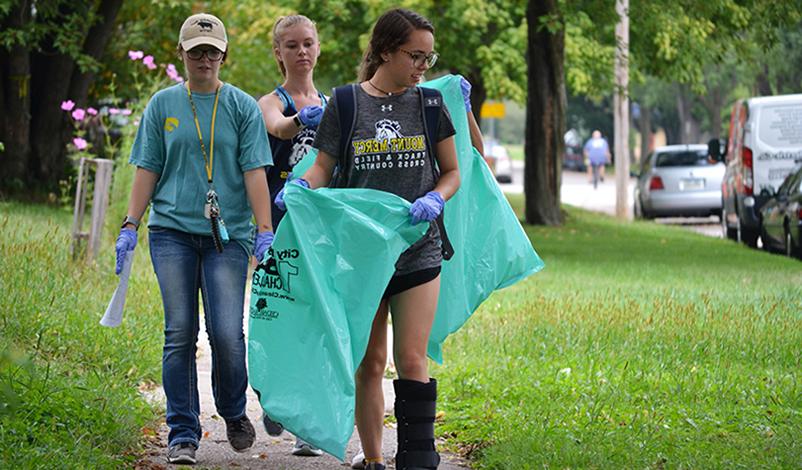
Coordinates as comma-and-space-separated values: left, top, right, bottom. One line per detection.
73, 137, 88, 150
128, 50, 144, 61
133, 119, 141, 127
121, 109, 132, 116
108, 108, 120, 115
87, 107, 98, 116
61, 100, 75, 111
166, 63, 184, 82
71, 108, 86, 121
143, 55, 156, 70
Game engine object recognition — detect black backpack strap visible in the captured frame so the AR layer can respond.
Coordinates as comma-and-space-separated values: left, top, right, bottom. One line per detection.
419, 87, 454, 261
332, 84, 357, 187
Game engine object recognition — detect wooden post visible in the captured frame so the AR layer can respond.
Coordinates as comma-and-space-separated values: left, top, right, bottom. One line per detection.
71, 158, 114, 262
614, 0, 630, 220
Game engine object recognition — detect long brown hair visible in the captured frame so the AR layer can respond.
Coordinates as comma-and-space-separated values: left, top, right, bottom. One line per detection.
272, 15, 318, 77
358, 8, 434, 82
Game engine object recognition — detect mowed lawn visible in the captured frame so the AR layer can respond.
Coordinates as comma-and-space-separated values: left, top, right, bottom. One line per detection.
433, 195, 802, 469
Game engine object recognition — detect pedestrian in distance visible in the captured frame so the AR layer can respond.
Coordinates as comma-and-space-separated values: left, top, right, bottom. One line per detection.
257, 14, 326, 458
274, 8, 460, 469
114, 12, 274, 465
584, 129, 611, 188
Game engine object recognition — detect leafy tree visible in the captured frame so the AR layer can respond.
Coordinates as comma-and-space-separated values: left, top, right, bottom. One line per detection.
0, 0, 123, 194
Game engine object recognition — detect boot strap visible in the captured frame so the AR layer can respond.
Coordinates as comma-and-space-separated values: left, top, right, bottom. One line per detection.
399, 421, 435, 441
395, 400, 436, 419
396, 449, 441, 468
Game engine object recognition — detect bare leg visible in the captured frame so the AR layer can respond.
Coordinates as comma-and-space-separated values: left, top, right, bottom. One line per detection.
390, 276, 440, 382
355, 300, 389, 462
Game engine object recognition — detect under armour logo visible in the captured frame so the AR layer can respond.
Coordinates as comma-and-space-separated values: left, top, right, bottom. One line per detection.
381, 105, 393, 112
426, 98, 439, 106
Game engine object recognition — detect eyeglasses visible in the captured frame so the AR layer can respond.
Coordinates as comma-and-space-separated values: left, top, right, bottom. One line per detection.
186, 48, 224, 61
398, 48, 439, 68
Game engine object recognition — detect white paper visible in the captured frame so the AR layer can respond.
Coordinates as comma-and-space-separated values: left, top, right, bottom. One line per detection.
100, 251, 134, 327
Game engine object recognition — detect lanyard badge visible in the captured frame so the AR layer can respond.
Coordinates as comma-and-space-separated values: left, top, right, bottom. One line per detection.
187, 83, 228, 252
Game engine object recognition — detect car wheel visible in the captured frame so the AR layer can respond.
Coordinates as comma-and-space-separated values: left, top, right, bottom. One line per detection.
634, 196, 643, 219
786, 229, 793, 258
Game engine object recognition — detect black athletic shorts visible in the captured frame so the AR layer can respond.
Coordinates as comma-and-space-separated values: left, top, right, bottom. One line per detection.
382, 266, 441, 299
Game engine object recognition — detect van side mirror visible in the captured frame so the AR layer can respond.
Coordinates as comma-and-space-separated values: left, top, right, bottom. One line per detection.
707, 138, 727, 163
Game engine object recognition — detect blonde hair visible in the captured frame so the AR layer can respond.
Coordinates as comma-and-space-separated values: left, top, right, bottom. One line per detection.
272, 15, 318, 77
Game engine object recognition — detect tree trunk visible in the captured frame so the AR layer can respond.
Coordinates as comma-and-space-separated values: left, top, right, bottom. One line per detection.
524, 0, 565, 225
68, 0, 124, 105
638, 104, 651, 165
466, 69, 486, 129
0, 1, 33, 189
675, 85, 700, 144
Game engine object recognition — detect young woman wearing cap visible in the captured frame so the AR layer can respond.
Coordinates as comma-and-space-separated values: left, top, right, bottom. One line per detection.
277, 8, 459, 470
256, 14, 326, 458
114, 12, 274, 465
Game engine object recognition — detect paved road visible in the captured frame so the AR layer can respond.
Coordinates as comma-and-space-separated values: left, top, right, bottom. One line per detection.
500, 161, 722, 238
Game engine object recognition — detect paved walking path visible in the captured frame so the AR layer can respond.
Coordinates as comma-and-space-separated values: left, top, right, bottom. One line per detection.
138, 307, 470, 469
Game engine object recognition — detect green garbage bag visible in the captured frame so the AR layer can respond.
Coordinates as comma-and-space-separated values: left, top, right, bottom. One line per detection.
248, 184, 428, 459
420, 74, 545, 362
250, 74, 544, 459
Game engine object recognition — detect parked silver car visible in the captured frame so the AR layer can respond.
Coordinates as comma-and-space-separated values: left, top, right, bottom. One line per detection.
634, 144, 725, 219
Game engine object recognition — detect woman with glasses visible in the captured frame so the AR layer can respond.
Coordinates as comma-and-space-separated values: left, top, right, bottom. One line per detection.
277, 8, 459, 470
114, 13, 274, 465
256, 14, 326, 458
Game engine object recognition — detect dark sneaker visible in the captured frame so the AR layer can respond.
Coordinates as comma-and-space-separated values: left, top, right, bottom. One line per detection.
292, 437, 323, 456
167, 442, 197, 464
225, 415, 255, 452
262, 413, 284, 437
365, 463, 386, 470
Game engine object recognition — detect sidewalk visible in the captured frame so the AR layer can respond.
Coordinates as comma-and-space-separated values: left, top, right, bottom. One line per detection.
138, 312, 470, 469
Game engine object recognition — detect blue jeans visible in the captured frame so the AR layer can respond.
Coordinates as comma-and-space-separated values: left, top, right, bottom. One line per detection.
149, 227, 250, 447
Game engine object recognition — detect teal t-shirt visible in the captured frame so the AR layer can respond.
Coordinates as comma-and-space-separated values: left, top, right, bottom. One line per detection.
130, 83, 272, 244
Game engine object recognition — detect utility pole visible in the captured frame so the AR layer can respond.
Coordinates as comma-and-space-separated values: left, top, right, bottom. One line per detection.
614, 0, 630, 219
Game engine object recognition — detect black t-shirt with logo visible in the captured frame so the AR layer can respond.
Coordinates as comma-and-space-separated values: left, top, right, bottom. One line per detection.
314, 85, 455, 274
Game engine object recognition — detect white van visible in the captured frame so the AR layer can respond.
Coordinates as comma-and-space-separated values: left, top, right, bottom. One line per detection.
709, 94, 802, 247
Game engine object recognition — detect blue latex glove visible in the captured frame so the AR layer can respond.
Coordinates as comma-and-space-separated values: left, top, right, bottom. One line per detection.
274, 178, 311, 211
409, 191, 445, 225
115, 228, 137, 275
459, 76, 472, 112
297, 105, 323, 129
254, 230, 274, 264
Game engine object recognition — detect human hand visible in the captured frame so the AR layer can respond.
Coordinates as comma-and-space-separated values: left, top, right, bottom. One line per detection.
459, 76, 472, 112
297, 105, 323, 129
254, 230, 274, 264
115, 228, 137, 275
274, 178, 311, 211
409, 191, 445, 225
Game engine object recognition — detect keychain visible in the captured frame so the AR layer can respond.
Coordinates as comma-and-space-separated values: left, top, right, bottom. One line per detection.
206, 189, 228, 252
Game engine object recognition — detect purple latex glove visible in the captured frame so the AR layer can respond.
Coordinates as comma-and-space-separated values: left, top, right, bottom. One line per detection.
115, 228, 137, 275
409, 191, 445, 225
459, 76, 472, 112
254, 230, 274, 264
274, 178, 311, 211
297, 105, 323, 129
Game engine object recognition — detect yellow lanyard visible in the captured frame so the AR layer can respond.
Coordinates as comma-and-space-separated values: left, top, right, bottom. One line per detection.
186, 83, 221, 184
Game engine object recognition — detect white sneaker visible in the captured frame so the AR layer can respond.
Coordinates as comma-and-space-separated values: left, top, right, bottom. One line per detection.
292, 437, 323, 456
351, 448, 366, 469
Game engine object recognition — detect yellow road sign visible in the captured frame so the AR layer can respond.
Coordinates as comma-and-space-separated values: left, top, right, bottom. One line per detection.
481, 101, 505, 119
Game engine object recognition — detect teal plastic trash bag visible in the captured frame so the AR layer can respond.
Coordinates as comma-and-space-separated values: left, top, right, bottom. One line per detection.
248, 184, 428, 460
250, 74, 544, 459
420, 74, 544, 362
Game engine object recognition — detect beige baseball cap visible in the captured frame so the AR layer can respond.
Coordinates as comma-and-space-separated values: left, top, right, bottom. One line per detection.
179, 13, 227, 52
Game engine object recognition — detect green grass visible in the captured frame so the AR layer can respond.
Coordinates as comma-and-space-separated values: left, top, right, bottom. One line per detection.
0, 201, 164, 468
433, 195, 802, 469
